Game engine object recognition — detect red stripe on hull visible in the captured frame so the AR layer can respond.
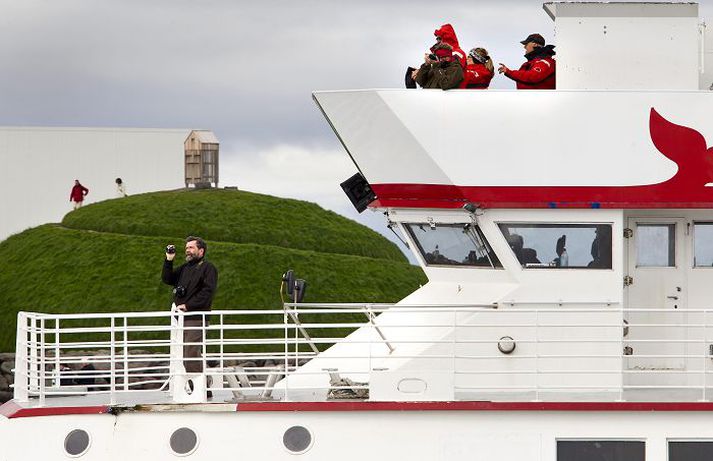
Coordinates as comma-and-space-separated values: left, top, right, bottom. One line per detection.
4, 399, 713, 417
0, 400, 109, 419
235, 401, 713, 412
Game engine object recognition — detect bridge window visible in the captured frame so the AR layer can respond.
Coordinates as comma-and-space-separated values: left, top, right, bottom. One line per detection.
668, 441, 713, 461
557, 440, 644, 461
405, 223, 502, 268
499, 223, 612, 269
694, 223, 713, 267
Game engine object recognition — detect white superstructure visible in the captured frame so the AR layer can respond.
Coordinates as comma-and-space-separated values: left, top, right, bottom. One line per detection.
2, 2, 713, 461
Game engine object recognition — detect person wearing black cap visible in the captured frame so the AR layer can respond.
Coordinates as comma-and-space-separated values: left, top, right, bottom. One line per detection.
498, 33, 556, 90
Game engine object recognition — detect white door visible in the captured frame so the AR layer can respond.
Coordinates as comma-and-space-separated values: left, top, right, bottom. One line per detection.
625, 218, 687, 373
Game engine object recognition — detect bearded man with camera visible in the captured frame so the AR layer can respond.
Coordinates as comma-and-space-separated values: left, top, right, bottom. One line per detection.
161, 236, 218, 374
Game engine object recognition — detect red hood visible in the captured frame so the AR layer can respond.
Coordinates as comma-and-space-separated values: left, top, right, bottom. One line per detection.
434, 24, 461, 48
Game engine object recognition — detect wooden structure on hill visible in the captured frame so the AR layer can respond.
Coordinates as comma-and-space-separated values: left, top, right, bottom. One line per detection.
184, 130, 219, 188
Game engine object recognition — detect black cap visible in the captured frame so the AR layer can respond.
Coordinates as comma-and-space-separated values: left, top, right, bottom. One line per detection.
520, 33, 545, 46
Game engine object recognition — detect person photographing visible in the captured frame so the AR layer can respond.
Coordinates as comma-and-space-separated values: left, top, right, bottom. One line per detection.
161, 236, 218, 374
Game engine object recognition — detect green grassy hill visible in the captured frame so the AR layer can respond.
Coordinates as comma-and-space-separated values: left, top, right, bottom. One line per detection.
0, 189, 426, 352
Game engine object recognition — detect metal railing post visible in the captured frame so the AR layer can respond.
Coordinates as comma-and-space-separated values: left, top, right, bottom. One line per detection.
110, 317, 116, 405
703, 308, 708, 401
534, 306, 540, 402
13, 312, 29, 402
364, 304, 394, 354
452, 307, 457, 399
123, 316, 129, 392
54, 318, 60, 393
28, 315, 39, 401
618, 305, 624, 402
283, 303, 290, 401
39, 317, 46, 406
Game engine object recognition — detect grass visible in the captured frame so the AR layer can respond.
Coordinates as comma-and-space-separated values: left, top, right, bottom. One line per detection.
0, 217, 426, 352
61, 189, 406, 262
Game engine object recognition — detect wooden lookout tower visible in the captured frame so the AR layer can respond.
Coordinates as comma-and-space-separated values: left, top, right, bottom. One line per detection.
184, 130, 219, 188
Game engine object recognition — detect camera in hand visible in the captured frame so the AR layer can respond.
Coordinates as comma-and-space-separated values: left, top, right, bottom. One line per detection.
166, 244, 176, 254
173, 285, 186, 298
428, 53, 438, 61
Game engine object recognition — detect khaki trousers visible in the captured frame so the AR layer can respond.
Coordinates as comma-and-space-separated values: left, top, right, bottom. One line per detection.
183, 318, 206, 373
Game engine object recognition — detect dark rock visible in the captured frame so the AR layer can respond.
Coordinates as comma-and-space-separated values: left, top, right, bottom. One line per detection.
4, 373, 13, 385
0, 375, 8, 391
0, 391, 12, 403
0, 353, 15, 362
1, 361, 14, 374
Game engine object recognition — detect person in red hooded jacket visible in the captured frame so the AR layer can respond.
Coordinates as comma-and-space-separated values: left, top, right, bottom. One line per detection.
434, 24, 466, 69
460, 47, 494, 89
69, 179, 89, 210
498, 33, 556, 90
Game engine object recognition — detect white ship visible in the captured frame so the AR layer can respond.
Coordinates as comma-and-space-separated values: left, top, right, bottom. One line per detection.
3, 2, 713, 460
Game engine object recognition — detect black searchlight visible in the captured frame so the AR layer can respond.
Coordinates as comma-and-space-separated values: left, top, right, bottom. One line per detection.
340, 172, 376, 213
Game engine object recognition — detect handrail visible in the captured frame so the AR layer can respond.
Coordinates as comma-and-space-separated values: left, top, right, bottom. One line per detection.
11, 303, 713, 405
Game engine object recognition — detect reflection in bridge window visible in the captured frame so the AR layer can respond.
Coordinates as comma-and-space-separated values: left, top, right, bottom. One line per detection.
405, 223, 502, 268
498, 223, 612, 269
694, 222, 713, 267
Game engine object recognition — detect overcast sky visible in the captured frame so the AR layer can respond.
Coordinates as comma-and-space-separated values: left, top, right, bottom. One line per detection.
2, 0, 712, 261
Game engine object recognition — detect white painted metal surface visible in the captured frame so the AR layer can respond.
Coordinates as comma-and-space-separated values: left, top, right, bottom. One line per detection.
545, 2, 700, 90
5, 409, 713, 461
314, 90, 713, 187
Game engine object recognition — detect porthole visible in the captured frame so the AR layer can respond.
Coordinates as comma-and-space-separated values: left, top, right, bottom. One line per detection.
169, 427, 199, 457
64, 429, 90, 457
283, 425, 313, 454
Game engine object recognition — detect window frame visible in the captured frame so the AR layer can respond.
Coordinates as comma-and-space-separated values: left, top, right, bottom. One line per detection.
556, 439, 645, 461
692, 221, 713, 269
403, 222, 503, 269
668, 439, 713, 461
497, 222, 614, 270
634, 222, 677, 269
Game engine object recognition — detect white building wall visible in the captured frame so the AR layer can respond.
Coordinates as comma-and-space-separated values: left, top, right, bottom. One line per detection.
546, 2, 700, 90
0, 127, 190, 242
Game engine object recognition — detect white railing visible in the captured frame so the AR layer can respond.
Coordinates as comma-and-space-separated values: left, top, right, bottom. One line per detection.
11, 303, 713, 405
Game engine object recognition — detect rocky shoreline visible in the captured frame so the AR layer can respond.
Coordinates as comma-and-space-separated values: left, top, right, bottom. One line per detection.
0, 353, 14, 403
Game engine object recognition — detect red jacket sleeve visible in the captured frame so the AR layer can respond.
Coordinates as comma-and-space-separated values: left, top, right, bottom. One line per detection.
505, 59, 554, 84
463, 65, 493, 87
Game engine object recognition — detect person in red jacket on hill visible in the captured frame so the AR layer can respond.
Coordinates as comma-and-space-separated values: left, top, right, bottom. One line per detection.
69, 179, 89, 210
460, 47, 494, 89
434, 24, 467, 69
498, 33, 556, 90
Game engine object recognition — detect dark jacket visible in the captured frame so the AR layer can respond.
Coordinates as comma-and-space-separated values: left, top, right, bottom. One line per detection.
162, 258, 218, 311
416, 60, 464, 90
505, 45, 556, 90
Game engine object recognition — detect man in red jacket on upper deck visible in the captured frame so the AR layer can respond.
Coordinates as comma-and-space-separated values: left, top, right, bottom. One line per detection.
434, 24, 467, 69
498, 33, 556, 90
